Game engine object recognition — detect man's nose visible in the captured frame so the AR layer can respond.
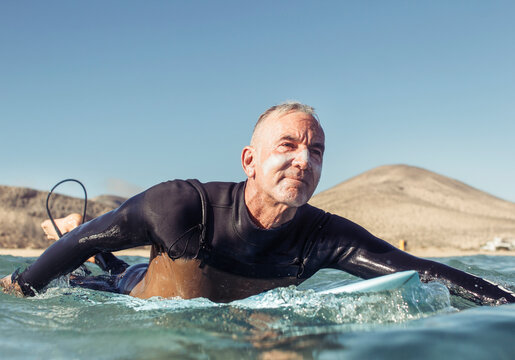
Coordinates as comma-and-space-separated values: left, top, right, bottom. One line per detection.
292, 149, 309, 170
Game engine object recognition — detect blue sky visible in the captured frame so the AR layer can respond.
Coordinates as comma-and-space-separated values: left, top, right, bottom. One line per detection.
1, 1, 514, 202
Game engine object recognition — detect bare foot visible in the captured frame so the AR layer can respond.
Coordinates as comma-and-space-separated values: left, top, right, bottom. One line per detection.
41, 213, 95, 263
41, 213, 83, 240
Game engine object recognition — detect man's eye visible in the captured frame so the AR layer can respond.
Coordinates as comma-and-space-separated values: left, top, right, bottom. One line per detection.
280, 143, 295, 149
310, 149, 322, 157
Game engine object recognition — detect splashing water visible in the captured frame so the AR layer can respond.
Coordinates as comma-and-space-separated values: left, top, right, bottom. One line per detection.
1, 255, 514, 360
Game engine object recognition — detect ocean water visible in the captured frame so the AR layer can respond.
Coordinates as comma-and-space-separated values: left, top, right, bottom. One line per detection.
1, 255, 514, 360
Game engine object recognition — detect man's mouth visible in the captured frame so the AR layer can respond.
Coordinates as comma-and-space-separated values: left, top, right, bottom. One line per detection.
283, 174, 308, 185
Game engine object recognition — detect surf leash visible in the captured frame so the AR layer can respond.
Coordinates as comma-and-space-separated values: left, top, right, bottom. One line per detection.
45, 179, 88, 239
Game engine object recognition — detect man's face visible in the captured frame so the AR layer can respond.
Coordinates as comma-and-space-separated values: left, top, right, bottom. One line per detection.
251, 111, 325, 207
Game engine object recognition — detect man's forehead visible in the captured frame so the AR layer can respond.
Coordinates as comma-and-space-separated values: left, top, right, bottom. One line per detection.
263, 111, 324, 136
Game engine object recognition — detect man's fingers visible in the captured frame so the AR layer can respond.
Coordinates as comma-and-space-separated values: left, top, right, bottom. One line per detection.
0, 274, 12, 288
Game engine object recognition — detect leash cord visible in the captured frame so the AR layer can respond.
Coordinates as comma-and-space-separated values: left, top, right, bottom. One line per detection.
45, 179, 87, 239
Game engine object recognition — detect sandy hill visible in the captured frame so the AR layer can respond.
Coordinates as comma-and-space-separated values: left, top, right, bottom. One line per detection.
0, 186, 120, 248
309, 164, 515, 251
2, 165, 515, 252
91, 195, 128, 208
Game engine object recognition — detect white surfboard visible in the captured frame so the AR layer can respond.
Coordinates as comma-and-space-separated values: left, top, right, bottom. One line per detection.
318, 270, 420, 295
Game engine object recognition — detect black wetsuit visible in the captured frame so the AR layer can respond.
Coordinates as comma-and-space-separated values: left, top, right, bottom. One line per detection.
14, 180, 515, 304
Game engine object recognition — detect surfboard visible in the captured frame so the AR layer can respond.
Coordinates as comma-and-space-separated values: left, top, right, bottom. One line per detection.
318, 270, 420, 295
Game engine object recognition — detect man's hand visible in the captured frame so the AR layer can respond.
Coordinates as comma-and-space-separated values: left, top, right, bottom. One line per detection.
1, 274, 23, 296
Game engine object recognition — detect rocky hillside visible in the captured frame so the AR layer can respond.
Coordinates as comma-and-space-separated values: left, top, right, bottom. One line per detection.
2, 165, 515, 251
310, 165, 515, 251
0, 186, 123, 248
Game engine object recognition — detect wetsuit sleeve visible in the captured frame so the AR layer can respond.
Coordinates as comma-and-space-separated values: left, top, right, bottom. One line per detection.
14, 192, 151, 295
14, 180, 202, 296
326, 215, 515, 305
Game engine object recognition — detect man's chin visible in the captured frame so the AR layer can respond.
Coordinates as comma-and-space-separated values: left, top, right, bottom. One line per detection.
278, 188, 311, 207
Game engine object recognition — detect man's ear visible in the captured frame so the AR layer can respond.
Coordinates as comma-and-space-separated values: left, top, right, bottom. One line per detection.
241, 146, 256, 178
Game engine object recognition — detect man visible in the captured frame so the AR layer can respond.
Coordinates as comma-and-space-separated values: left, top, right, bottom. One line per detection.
2, 102, 514, 304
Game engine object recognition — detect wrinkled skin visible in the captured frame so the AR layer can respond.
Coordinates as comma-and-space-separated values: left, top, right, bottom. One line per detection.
242, 111, 325, 229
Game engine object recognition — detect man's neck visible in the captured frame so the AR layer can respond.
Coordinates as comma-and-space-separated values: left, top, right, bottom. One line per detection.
244, 182, 297, 229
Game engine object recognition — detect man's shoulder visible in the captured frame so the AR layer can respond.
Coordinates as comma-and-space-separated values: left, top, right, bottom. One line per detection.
298, 203, 328, 219
298, 203, 359, 230
197, 180, 244, 207
145, 179, 199, 196
137, 179, 203, 213
142, 179, 243, 207
200, 180, 241, 191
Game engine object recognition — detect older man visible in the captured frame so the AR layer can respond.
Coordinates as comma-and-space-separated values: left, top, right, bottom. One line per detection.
2, 102, 514, 304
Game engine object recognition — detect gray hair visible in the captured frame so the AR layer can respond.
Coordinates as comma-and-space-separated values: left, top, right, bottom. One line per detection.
251, 101, 319, 144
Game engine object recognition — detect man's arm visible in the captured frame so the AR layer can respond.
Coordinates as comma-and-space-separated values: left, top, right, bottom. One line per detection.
7, 193, 151, 296
3, 179, 204, 297
327, 216, 515, 305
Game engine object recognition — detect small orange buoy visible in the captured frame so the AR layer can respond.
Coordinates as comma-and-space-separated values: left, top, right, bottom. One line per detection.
399, 240, 407, 251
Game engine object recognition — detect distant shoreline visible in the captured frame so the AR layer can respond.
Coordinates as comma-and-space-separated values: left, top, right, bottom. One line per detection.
1, 247, 514, 258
